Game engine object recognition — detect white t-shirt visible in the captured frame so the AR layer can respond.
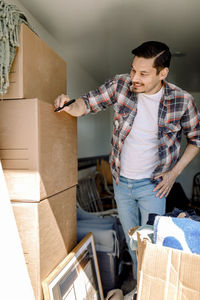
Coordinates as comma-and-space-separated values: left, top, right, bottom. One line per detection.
120, 87, 163, 179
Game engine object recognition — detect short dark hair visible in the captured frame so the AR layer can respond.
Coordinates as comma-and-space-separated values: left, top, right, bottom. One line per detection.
131, 41, 171, 74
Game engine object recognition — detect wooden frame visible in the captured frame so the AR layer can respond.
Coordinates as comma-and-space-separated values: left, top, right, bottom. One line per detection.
42, 233, 104, 300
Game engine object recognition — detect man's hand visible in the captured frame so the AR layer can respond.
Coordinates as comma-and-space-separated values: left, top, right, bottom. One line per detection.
153, 144, 200, 198
153, 169, 177, 198
54, 94, 72, 113
54, 94, 86, 116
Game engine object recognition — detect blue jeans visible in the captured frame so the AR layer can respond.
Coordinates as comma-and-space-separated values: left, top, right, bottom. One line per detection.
113, 176, 166, 277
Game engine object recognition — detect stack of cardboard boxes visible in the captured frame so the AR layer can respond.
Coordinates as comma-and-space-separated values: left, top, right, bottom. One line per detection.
0, 24, 77, 300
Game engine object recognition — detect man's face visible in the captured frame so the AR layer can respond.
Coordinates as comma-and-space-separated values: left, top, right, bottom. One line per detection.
130, 56, 168, 94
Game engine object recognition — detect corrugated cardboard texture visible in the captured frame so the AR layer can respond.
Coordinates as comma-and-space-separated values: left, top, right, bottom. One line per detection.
137, 234, 200, 300
3, 23, 66, 104
0, 98, 77, 201
12, 186, 77, 300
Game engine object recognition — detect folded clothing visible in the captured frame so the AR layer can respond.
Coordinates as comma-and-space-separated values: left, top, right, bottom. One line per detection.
128, 225, 154, 251
147, 207, 200, 225
77, 206, 123, 256
154, 216, 200, 254
77, 226, 119, 255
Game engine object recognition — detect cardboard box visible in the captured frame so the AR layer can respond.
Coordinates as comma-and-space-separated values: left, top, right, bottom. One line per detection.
137, 234, 200, 300
2, 23, 66, 104
0, 98, 77, 201
12, 186, 77, 300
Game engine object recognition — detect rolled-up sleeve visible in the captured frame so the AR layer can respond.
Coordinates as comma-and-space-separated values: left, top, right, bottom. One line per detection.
181, 96, 200, 147
81, 77, 117, 115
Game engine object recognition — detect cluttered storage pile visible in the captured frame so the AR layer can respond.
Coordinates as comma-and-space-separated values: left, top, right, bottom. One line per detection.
129, 208, 200, 300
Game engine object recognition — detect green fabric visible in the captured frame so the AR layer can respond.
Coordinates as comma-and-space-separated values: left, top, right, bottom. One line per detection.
0, 0, 34, 94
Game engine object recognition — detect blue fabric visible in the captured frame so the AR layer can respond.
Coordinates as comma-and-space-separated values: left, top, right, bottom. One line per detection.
77, 220, 114, 230
113, 176, 166, 276
154, 216, 200, 254
77, 205, 104, 221
77, 206, 116, 224
77, 226, 119, 255
77, 206, 121, 256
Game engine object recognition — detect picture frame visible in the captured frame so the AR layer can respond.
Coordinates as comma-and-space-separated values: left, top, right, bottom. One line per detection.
42, 232, 104, 300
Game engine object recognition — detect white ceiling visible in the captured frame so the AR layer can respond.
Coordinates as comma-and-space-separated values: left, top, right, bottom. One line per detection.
18, 0, 200, 92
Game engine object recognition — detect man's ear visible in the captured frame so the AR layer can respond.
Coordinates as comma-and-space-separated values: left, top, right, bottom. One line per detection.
159, 67, 169, 80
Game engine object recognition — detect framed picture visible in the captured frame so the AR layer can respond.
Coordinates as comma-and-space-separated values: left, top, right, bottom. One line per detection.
42, 232, 104, 300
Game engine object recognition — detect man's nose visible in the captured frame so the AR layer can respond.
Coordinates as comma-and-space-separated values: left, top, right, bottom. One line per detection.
131, 72, 140, 82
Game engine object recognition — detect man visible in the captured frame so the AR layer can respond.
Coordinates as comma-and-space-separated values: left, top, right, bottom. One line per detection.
54, 41, 200, 276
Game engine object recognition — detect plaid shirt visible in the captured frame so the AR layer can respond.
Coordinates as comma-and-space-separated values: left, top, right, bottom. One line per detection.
82, 74, 200, 184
